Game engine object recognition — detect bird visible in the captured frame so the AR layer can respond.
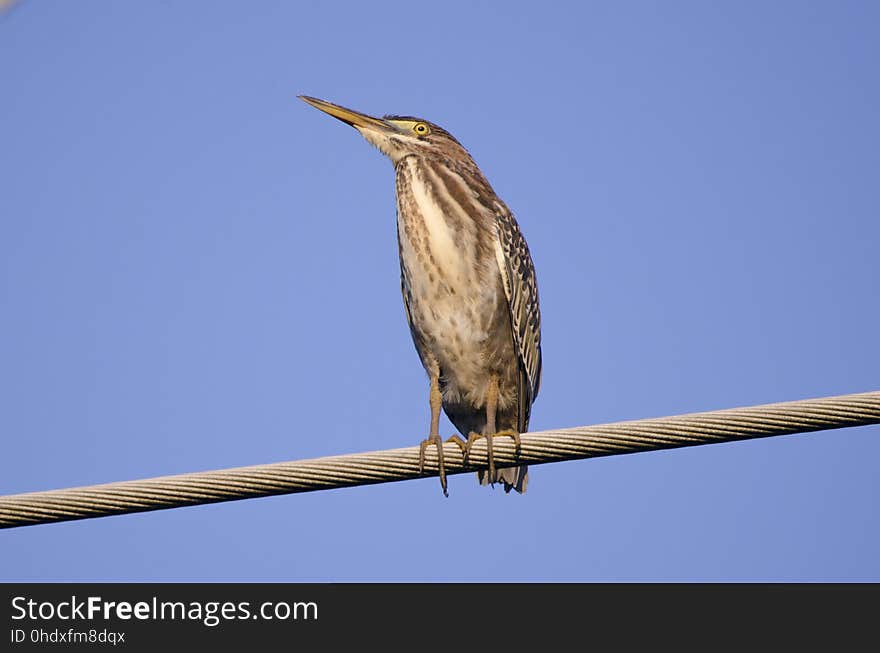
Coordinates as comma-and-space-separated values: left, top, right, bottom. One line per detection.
300, 96, 542, 496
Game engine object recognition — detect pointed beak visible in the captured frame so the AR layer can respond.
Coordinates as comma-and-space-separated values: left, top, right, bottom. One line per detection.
299, 96, 394, 132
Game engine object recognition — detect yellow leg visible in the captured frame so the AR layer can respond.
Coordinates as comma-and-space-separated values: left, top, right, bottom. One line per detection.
418, 359, 449, 496
460, 377, 522, 483
484, 377, 499, 479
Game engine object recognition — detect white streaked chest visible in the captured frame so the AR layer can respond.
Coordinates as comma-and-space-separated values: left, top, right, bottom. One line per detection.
395, 159, 501, 353
402, 168, 472, 286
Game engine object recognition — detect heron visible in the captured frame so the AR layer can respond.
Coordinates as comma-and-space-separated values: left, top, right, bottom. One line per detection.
300, 96, 542, 496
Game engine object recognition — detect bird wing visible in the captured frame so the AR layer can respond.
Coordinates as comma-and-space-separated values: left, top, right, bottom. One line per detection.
493, 204, 542, 432
397, 243, 420, 357
397, 236, 434, 376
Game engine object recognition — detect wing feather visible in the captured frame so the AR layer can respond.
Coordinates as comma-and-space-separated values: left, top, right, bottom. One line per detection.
493, 204, 542, 432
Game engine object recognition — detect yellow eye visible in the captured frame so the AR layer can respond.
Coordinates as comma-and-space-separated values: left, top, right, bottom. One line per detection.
413, 122, 430, 135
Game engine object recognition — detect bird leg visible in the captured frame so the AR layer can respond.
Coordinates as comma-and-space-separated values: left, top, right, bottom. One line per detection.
460, 375, 521, 482
418, 361, 449, 496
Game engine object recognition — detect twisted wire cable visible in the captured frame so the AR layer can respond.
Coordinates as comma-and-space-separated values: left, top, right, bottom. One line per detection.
2, 391, 878, 529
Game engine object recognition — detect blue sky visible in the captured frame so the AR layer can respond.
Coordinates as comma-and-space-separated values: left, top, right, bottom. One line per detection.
1, 1, 878, 581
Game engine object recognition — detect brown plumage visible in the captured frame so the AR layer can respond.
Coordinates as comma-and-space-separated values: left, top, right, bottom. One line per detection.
301, 97, 542, 495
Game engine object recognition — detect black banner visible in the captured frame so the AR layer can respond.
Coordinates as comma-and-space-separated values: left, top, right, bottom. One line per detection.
2, 583, 876, 648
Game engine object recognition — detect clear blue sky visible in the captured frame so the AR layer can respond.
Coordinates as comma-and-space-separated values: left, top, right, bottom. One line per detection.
2, 1, 878, 581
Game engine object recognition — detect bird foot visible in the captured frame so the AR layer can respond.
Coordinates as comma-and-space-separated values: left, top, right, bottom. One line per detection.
491, 429, 522, 457
418, 433, 449, 497
446, 434, 468, 455
462, 430, 522, 482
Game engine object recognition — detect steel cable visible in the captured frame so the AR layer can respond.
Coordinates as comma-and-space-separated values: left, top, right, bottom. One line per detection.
1, 391, 878, 529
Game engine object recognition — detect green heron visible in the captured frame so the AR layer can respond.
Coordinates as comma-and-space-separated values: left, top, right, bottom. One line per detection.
300, 96, 542, 496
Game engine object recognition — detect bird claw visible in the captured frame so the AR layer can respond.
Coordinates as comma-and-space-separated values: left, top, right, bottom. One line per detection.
446, 434, 468, 455
418, 434, 448, 497
492, 429, 522, 457
462, 430, 522, 482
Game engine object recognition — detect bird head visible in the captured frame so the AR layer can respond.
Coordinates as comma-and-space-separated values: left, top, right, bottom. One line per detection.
300, 96, 470, 166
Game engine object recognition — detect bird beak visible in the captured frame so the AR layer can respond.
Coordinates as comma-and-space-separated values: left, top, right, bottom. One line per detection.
299, 96, 394, 132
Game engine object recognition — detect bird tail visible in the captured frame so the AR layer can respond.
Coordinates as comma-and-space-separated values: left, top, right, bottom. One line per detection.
478, 465, 528, 494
